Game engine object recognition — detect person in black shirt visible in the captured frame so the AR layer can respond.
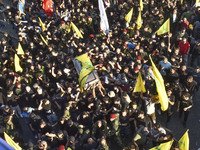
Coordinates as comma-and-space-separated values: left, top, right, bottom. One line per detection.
120, 110, 130, 137
78, 111, 92, 130
166, 68, 179, 84
33, 87, 47, 108
28, 113, 41, 138
171, 81, 183, 104
178, 65, 189, 85
178, 93, 193, 127
135, 111, 152, 131
6, 90, 22, 118
38, 99, 51, 115
2, 105, 15, 133
128, 102, 140, 133
183, 76, 198, 97
166, 89, 175, 123
21, 86, 35, 107
38, 99, 57, 124
38, 120, 55, 140
91, 120, 108, 140
65, 119, 78, 137
51, 130, 68, 148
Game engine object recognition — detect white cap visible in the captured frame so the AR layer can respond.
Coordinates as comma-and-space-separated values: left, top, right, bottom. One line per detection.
64, 68, 70, 74
108, 91, 115, 98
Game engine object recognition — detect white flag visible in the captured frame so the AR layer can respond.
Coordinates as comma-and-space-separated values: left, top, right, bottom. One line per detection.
98, 0, 109, 33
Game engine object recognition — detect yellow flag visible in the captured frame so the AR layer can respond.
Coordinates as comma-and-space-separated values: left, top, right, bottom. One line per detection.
140, 0, 143, 11
40, 34, 48, 46
102, 66, 107, 71
38, 17, 46, 31
179, 130, 189, 150
181, 0, 183, 4
149, 55, 168, 111
17, 43, 24, 55
157, 18, 170, 35
136, 10, 142, 30
4, 132, 22, 150
134, 72, 146, 93
196, 0, 200, 7
125, 8, 133, 23
149, 140, 173, 150
76, 54, 94, 92
70, 22, 83, 38
14, 54, 23, 73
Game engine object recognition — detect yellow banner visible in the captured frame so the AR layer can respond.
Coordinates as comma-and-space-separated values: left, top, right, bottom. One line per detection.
149, 140, 173, 150
125, 8, 133, 23
179, 130, 189, 150
14, 54, 23, 73
134, 72, 146, 93
76, 54, 94, 92
4, 132, 22, 150
137, 10, 142, 30
38, 17, 46, 31
181, 0, 183, 4
70, 22, 83, 38
196, 0, 199, 7
17, 43, 24, 55
157, 18, 170, 35
149, 55, 168, 111
140, 0, 143, 11
40, 34, 48, 46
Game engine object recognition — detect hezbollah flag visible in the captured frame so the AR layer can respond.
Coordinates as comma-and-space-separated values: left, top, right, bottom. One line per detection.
140, 0, 143, 11
179, 130, 189, 150
0, 137, 15, 150
149, 140, 173, 150
196, 0, 200, 7
42, 0, 53, 16
181, 0, 183, 4
4, 132, 22, 150
14, 54, 23, 73
76, 54, 94, 92
136, 10, 142, 30
134, 72, 146, 93
149, 55, 168, 111
157, 18, 170, 35
70, 22, 83, 39
125, 8, 133, 23
40, 34, 48, 46
17, 43, 24, 55
38, 17, 47, 31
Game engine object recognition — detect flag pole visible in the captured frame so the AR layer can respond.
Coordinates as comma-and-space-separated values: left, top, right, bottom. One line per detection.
168, 19, 170, 53
168, 31, 170, 51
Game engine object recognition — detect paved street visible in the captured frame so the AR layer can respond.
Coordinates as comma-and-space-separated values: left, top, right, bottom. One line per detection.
160, 88, 200, 150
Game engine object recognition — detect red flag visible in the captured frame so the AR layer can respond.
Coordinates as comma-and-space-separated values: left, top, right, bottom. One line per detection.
42, 0, 54, 17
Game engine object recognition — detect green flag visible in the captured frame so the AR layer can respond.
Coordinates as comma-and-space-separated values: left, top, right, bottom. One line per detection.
157, 18, 170, 35
125, 8, 133, 23
136, 10, 142, 30
76, 54, 94, 92
179, 130, 189, 150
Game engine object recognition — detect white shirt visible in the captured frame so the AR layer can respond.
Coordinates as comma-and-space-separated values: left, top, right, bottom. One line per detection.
145, 98, 155, 115
173, 13, 177, 23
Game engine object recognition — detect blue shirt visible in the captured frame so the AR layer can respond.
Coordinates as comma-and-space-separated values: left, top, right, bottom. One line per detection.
159, 61, 171, 76
127, 43, 136, 49
22, 107, 34, 118
18, 2, 24, 13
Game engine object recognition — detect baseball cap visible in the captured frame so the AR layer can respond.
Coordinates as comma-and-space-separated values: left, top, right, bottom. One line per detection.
110, 113, 116, 119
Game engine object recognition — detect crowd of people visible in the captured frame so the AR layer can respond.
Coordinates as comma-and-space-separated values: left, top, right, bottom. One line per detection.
0, 0, 200, 149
